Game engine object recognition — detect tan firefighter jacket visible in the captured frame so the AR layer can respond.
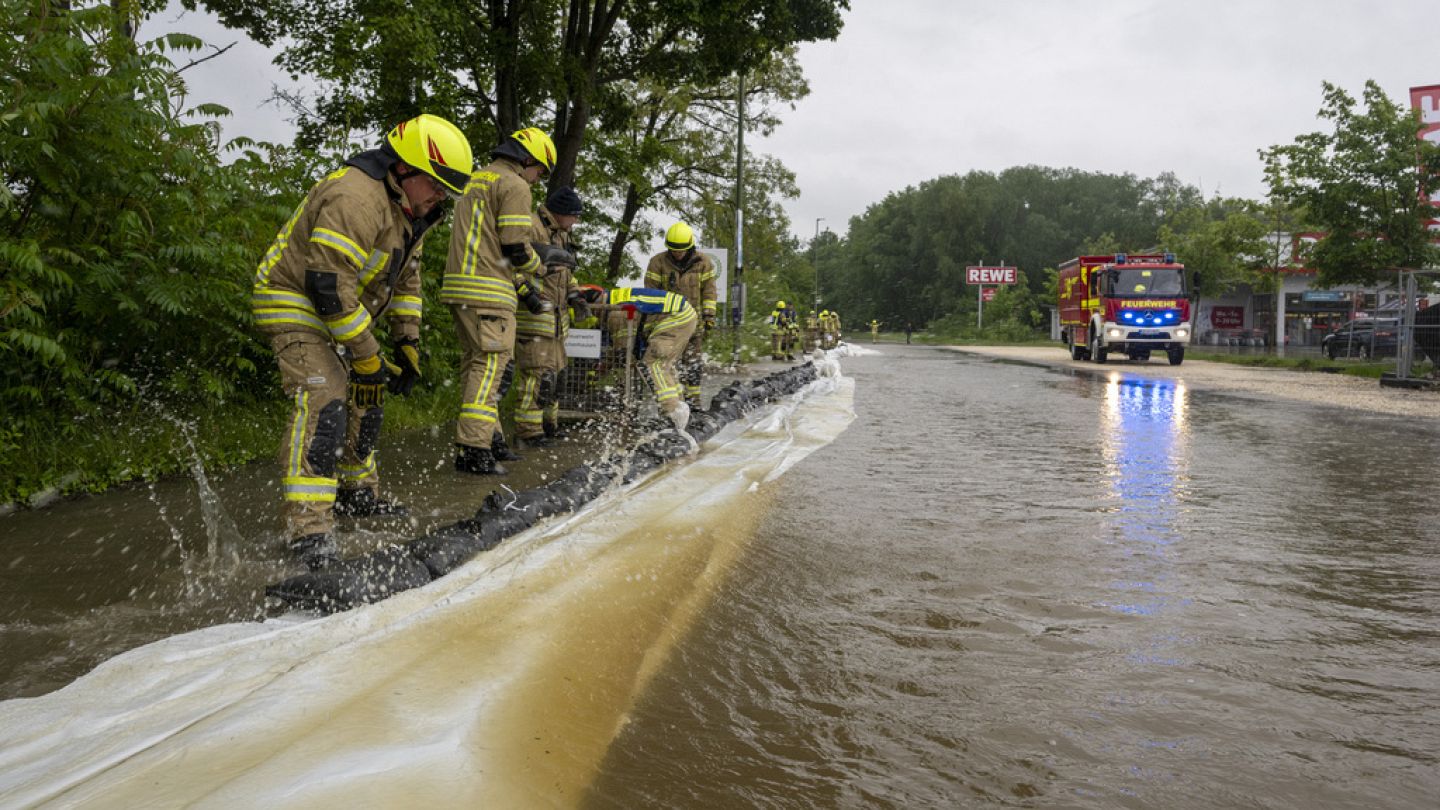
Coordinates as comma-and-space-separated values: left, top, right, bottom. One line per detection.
251, 150, 440, 360
644, 249, 717, 321
441, 157, 541, 314
516, 205, 580, 339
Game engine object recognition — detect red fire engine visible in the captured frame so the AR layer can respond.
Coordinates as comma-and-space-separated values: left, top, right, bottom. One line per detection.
1058, 253, 1193, 365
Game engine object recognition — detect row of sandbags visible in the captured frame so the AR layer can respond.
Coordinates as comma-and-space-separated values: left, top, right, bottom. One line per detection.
265, 361, 821, 612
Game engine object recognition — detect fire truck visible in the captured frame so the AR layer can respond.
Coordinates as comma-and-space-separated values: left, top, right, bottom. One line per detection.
1058, 253, 1193, 365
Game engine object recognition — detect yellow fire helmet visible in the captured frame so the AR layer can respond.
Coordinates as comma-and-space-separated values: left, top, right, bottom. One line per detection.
665, 222, 696, 251
385, 114, 474, 198
510, 127, 556, 174
776, 300, 786, 308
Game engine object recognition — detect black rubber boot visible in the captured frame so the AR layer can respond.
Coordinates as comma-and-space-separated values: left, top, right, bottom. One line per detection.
491, 432, 524, 462
455, 444, 507, 475
333, 488, 409, 518
288, 533, 339, 572
519, 433, 554, 449
543, 420, 569, 441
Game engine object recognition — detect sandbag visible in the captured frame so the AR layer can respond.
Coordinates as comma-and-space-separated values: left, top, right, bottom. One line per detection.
265, 545, 434, 613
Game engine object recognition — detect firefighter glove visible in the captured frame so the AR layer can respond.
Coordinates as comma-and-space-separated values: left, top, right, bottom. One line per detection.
387, 338, 422, 396
517, 280, 552, 315
566, 290, 591, 323
532, 242, 577, 269
349, 354, 389, 409
704, 314, 717, 332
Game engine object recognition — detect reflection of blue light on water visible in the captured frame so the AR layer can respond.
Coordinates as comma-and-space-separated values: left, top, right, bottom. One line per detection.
1098, 376, 1190, 619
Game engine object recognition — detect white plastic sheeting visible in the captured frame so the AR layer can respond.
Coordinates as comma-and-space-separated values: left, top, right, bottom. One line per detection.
0, 364, 856, 809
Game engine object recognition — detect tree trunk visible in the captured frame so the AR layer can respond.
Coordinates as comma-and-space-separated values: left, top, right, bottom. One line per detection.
607, 182, 643, 282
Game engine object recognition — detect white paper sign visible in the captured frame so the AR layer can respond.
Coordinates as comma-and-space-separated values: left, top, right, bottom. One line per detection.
565, 328, 602, 359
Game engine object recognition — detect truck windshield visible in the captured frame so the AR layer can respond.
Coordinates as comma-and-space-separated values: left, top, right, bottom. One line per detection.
1110, 268, 1184, 296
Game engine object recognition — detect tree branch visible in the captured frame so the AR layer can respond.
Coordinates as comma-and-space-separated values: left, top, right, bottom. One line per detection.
175, 41, 237, 75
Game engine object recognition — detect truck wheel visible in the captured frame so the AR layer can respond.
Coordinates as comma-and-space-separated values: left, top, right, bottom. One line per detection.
1090, 330, 1108, 364
1070, 337, 1087, 361
1168, 347, 1184, 366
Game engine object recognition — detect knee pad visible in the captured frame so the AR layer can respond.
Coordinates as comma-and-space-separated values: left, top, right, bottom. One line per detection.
355, 406, 384, 460
498, 359, 515, 398
307, 399, 346, 476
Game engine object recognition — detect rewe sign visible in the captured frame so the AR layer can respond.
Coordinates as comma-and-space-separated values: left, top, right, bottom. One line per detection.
966, 265, 1017, 285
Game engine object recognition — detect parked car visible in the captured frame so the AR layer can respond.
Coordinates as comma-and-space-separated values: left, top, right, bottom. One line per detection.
1322, 317, 1398, 360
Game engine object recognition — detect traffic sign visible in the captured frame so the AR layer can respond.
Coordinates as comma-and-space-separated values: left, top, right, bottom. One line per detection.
981, 287, 997, 301
966, 265, 1017, 285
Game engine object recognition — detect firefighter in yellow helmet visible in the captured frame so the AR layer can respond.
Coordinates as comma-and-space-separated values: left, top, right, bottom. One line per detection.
513, 186, 586, 447
803, 309, 820, 353
768, 299, 791, 361
869, 319, 881, 342
442, 127, 555, 475
645, 222, 716, 407
251, 113, 473, 570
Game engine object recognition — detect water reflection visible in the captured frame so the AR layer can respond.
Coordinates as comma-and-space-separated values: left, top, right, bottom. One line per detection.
1098, 374, 1191, 618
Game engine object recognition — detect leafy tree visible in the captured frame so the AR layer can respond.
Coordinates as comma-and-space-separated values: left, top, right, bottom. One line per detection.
1261, 80, 1440, 286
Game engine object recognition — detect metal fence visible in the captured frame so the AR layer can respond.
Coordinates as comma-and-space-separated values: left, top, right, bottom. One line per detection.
556, 316, 644, 418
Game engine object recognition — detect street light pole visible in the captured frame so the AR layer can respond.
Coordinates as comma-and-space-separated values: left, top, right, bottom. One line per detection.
812, 217, 825, 310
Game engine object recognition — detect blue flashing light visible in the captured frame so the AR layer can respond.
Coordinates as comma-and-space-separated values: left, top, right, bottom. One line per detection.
1123, 312, 1135, 320
1164, 312, 1175, 320
1163, 252, 1175, 263
1115, 253, 1128, 265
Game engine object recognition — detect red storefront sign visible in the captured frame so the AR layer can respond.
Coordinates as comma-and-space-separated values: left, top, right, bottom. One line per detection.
1210, 306, 1244, 329
981, 287, 997, 302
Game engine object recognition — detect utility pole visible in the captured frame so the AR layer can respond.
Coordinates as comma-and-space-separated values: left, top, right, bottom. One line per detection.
731, 71, 746, 365
812, 217, 825, 310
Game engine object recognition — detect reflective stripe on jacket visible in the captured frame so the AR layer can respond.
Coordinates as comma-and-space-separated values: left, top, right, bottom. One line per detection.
251, 150, 433, 356
442, 157, 539, 312
644, 249, 717, 318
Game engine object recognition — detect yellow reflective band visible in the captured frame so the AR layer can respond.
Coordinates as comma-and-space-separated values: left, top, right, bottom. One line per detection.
357, 249, 390, 294
310, 227, 367, 269
282, 475, 337, 503
255, 201, 307, 286
389, 295, 423, 317
288, 390, 309, 477
325, 306, 374, 342
251, 289, 317, 311
459, 198, 489, 277
703, 301, 718, 312
255, 309, 327, 332
337, 453, 378, 482
497, 215, 533, 228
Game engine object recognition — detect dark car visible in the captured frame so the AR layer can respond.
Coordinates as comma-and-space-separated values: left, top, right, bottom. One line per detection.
1322, 317, 1398, 360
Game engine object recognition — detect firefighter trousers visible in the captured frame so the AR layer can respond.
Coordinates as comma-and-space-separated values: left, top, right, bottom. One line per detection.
272, 331, 384, 540
642, 315, 697, 414
514, 333, 564, 439
452, 306, 515, 449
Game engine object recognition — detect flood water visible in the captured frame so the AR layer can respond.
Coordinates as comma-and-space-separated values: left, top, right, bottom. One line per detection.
3, 345, 1438, 808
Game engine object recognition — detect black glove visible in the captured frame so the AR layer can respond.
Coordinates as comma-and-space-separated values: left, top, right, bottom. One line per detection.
532, 242, 577, 268
517, 280, 552, 315
348, 355, 389, 409
704, 314, 717, 333
566, 290, 591, 323
387, 338, 421, 396
580, 286, 606, 304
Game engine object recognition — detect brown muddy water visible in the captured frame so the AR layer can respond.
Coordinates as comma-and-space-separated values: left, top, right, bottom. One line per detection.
3, 346, 1438, 808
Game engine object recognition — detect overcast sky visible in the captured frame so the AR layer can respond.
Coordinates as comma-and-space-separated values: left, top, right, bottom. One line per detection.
157, 0, 1438, 242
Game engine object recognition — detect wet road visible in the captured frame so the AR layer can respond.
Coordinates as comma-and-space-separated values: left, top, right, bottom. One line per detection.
586, 346, 1439, 808
3, 345, 1439, 808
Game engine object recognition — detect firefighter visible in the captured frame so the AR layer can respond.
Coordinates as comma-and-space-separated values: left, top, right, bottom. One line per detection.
580, 286, 698, 430
768, 299, 789, 360
514, 186, 587, 447
869, 319, 881, 342
644, 222, 716, 408
251, 113, 473, 570
818, 309, 833, 349
442, 127, 556, 476
803, 309, 820, 353
784, 302, 800, 360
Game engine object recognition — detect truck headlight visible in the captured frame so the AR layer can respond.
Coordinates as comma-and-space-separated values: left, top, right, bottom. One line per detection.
1108, 328, 1123, 338
1175, 327, 1190, 338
